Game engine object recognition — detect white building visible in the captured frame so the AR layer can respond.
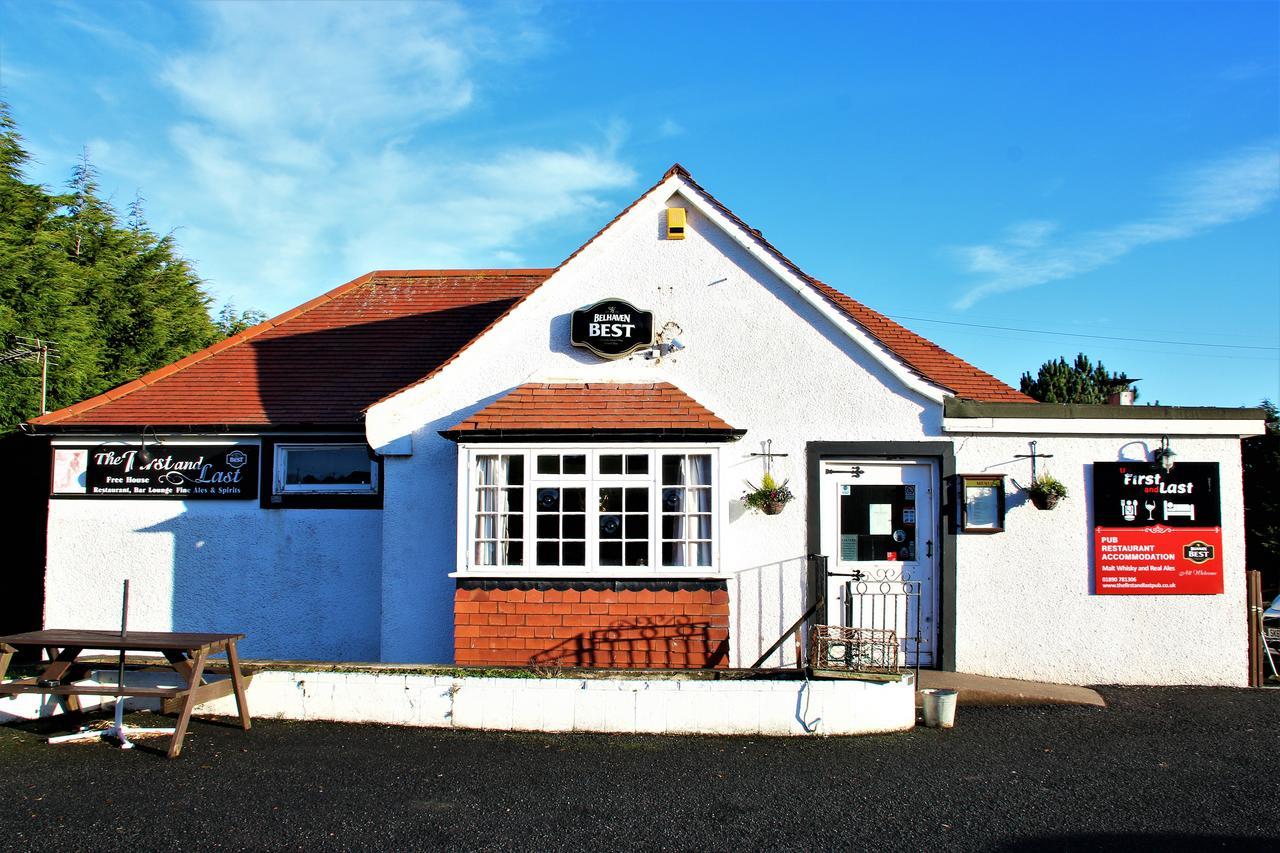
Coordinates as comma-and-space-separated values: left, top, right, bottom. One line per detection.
31, 165, 1266, 685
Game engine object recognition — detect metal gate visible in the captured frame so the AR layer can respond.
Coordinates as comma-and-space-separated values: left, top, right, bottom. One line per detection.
839, 574, 924, 683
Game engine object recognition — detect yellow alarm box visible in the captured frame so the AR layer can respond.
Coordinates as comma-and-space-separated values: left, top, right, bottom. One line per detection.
666, 207, 686, 240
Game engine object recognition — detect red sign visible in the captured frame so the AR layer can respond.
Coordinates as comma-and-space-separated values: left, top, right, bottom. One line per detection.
1094, 526, 1224, 595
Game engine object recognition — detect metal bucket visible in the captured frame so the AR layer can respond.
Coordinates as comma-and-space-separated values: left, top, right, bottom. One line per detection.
920, 688, 958, 728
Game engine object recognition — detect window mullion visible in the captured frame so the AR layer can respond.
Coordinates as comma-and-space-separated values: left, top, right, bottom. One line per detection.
587, 474, 600, 574
649, 474, 659, 574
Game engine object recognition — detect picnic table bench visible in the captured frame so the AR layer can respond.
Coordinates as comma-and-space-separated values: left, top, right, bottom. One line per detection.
0, 629, 251, 758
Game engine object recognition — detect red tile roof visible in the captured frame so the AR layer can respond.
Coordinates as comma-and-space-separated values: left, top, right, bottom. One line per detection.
31, 270, 549, 427
30, 165, 1029, 430
443, 382, 739, 435
806, 280, 1032, 402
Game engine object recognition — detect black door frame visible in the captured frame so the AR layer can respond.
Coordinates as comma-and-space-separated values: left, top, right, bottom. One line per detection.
805, 441, 957, 671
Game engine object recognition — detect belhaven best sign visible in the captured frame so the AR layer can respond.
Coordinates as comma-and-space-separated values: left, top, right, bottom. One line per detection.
1092, 461, 1222, 595
570, 298, 655, 359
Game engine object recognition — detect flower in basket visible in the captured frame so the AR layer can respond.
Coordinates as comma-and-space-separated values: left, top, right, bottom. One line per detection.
1026, 473, 1068, 510
742, 472, 795, 515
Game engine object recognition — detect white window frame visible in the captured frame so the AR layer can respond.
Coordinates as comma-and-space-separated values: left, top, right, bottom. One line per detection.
273, 443, 379, 495
456, 444, 723, 577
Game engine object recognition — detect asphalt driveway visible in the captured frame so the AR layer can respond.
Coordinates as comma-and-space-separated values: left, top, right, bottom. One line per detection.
2, 686, 1276, 851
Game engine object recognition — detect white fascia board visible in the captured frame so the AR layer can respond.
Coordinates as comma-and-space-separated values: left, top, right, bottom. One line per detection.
49, 433, 281, 445
668, 179, 949, 405
942, 417, 1267, 437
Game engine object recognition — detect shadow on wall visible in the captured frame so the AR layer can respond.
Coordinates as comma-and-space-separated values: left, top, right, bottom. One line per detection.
731, 555, 812, 668
116, 302, 528, 662
139, 507, 381, 662
528, 614, 728, 669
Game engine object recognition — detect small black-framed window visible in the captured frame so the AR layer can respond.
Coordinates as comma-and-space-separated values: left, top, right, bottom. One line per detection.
260, 437, 383, 509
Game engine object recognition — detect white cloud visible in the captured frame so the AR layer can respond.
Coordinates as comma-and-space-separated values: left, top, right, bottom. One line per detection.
952, 143, 1280, 309
658, 118, 684, 138
144, 0, 635, 310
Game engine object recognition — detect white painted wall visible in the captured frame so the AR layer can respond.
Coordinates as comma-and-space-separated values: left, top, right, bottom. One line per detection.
44, 469, 382, 661
366, 175, 1252, 685
951, 433, 1248, 686
1, 669, 917, 737
368, 185, 938, 664
38, 177, 1253, 687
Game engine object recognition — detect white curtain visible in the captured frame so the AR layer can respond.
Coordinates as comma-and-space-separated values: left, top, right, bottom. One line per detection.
662, 454, 711, 567
690, 455, 711, 565
476, 455, 522, 565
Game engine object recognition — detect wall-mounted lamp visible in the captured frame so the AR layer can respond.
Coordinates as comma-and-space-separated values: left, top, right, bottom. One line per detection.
138, 425, 163, 464
1152, 436, 1176, 472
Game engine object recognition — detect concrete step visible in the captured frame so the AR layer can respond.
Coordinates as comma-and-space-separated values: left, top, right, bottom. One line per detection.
917, 671, 1106, 707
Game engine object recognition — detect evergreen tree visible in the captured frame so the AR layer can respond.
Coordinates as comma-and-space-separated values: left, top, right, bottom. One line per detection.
215, 302, 269, 337
0, 105, 84, 426
1019, 353, 1138, 404
0, 102, 229, 429
1243, 400, 1279, 594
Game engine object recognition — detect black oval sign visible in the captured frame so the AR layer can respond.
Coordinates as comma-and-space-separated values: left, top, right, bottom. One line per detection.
570, 298, 655, 359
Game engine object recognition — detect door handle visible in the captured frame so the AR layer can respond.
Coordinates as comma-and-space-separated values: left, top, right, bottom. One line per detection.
926, 540, 933, 559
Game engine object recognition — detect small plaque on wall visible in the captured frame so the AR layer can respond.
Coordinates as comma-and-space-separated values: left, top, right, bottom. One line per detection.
957, 475, 1006, 533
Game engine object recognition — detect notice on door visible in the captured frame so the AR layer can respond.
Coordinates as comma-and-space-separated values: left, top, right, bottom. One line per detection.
1092, 462, 1222, 595
868, 504, 892, 536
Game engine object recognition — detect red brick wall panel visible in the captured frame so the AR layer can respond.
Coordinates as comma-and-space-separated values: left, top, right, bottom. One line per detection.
454, 584, 730, 669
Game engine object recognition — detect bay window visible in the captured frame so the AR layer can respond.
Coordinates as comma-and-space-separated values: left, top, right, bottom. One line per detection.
461, 447, 719, 574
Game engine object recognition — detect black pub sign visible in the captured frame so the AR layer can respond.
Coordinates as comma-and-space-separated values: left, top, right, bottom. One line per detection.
570, 298, 655, 359
55, 444, 260, 499
1093, 461, 1220, 528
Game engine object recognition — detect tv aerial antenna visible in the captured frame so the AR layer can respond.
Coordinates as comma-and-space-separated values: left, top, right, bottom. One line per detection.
0, 336, 59, 415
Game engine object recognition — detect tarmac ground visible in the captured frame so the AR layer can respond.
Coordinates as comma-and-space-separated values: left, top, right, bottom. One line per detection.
1, 686, 1276, 851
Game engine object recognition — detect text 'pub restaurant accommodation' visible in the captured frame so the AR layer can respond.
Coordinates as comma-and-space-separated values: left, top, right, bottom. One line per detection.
29, 166, 1266, 685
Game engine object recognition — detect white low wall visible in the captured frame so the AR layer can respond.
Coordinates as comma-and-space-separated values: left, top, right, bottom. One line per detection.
2, 670, 916, 737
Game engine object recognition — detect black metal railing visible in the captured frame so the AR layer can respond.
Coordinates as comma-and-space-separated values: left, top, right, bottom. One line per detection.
748, 555, 924, 683
838, 576, 923, 683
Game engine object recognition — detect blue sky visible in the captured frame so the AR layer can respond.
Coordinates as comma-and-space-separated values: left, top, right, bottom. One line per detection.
2, 0, 1277, 406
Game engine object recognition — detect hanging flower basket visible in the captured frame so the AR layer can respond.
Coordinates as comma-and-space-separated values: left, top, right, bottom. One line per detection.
742, 473, 794, 516
1029, 492, 1061, 511
1026, 474, 1068, 511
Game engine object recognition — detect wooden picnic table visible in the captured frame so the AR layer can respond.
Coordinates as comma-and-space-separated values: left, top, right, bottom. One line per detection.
0, 629, 251, 758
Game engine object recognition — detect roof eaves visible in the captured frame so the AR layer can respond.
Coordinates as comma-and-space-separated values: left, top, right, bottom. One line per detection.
439, 427, 747, 443
944, 399, 1269, 420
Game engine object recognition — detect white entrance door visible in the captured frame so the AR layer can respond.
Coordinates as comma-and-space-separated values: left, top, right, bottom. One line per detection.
820, 460, 939, 667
